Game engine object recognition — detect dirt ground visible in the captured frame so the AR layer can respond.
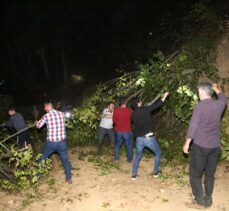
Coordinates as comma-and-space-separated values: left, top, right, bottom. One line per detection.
0, 147, 228, 211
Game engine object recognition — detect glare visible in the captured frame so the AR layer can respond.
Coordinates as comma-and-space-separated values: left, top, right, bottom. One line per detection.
65, 112, 71, 118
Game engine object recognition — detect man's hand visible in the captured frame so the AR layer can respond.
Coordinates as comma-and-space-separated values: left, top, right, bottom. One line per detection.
161, 92, 169, 102
212, 83, 221, 94
183, 138, 192, 154
183, 143, 190, 154
35, 121, 39, 129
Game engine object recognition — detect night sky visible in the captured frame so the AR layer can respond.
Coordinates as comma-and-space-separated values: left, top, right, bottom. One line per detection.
0, 0, 198, 104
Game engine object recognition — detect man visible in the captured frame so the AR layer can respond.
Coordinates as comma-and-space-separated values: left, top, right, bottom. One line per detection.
131, 92, 169, 180
98, 102, 115, 153
36, 100, 72, 183
183, 83, 227, 209
113, 97, 133, 163
2, 106, 31, 150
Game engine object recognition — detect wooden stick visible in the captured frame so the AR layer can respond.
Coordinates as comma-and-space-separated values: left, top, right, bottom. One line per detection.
0, 124, 35, 145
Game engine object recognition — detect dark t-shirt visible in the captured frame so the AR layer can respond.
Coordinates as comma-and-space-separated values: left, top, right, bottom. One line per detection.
7, 112, 27, 131
131, 100, 163, 137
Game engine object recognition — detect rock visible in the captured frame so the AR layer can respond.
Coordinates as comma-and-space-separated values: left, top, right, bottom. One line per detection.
160, 189, 165, 194
8, 200, 14, 205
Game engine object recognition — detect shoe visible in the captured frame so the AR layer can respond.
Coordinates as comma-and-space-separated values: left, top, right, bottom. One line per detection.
205, 197, 212, 208
153, 170, 162, 178
185, 200, 205, 210
131, 175, 139, 181
66, 179, 72, 184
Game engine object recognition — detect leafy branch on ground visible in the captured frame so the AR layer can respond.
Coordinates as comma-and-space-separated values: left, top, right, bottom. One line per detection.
0, 147, 52, 191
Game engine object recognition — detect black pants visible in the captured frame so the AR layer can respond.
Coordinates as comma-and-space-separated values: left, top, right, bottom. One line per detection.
189, 143, 220, 203
17, 130, 31, 149
98, 127, 114, 152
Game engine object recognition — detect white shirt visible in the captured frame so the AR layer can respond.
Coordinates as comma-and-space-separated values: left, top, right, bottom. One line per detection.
99, 108, 113, 129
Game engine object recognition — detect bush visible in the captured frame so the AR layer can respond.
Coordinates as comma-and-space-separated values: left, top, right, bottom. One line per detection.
221, 110, 229, 161
0, 147, 52, 191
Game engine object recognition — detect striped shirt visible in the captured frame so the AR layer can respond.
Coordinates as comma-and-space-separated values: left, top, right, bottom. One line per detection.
37, 109, 66, 141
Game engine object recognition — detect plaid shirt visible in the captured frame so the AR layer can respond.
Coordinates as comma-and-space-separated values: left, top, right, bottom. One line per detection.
37, 109, 66, 141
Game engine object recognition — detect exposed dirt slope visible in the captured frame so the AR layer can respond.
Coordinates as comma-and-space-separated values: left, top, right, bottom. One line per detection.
216, 22, 229, 96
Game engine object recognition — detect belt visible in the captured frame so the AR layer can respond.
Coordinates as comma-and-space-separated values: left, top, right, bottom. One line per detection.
142, 132, 154, 138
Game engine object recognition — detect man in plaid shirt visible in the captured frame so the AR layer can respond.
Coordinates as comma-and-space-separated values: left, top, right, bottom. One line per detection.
36, 100, 72, 183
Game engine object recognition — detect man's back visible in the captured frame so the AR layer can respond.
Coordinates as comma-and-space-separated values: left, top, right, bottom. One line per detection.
187, 93, 227, 148
9, 112, 26, 131
113, 107, 132, 132
37, 109, 66, 141
132, 100, 163, 137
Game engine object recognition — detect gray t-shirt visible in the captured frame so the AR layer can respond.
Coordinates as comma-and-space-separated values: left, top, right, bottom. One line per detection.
187, 93, 227, 148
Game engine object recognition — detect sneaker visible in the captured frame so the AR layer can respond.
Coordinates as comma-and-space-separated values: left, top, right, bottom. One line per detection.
185, 200, 205, 210
131, 175, 139, 181
114, 160, 119, 163
66, 179, 72, 184
153, 170, 162, 178
205, 198, 212, 208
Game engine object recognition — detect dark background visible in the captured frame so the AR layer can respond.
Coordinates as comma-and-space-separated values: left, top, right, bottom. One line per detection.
0, 0, 217, 105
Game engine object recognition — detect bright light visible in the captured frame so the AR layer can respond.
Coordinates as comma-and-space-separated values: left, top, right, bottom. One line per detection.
65, 112, 71, 118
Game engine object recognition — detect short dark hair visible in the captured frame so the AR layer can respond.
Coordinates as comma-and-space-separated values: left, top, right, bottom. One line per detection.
119, 97, 127, 106
44, 99, 54, 106
8, 106, 16, 112
131, 98, 140, 110
108, 101, 115, 106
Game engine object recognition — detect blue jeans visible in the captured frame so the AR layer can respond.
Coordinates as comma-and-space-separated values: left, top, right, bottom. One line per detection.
39, 140, 72, 180
114, 132, 133, 162
132, 136, 161, 176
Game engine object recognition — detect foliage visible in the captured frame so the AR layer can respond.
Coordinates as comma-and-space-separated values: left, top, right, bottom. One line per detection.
68, 40, 219, 145
158, 138, 187, 165
0, 147, 52, 191
221, 110, 229, 161
78, 150, 119, 175
176, 85, 198, 122
65, 1, 229, 164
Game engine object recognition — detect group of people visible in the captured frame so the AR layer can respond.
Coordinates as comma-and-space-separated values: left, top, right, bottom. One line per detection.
1, 101, 72, 184
1, 82, 227, 209
98, 92, 169, 178
98, 82, 227, 209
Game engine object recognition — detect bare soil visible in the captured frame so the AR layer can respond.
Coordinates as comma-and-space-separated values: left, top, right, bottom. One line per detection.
0, 147, 229, 211
216, 21, 229, 96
